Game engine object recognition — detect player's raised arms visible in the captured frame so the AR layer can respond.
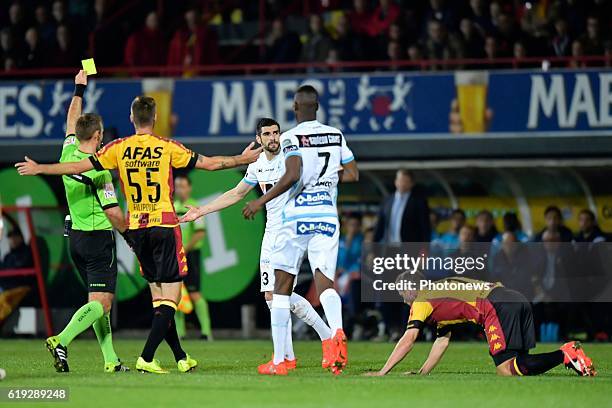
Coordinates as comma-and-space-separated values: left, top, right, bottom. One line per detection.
15, 143, 262, 176
195, 142, 262, 170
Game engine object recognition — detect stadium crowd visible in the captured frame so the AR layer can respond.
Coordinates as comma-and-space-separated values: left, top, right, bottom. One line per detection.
1, 0, 611, 74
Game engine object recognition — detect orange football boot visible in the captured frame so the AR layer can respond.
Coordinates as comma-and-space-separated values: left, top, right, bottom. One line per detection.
560, 341, 596, 376
284, 358, 297, 370
321, 338, 335, 369
332, 329, 348, 372
257, 360, 288, 376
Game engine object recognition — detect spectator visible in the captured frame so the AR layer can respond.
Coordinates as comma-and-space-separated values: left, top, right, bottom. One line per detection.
580, 16, 605, 55
484, 35, 506, 68
491, 231, 531, 293
387, 22, 404, 48
468, 0, 494, 36
348, 0, 372, 36
533, 228, 574, 303
0, 28, 21, 68
495, 13, 517, 57
432, 208, 465, 256
373, 169, 431, 244
493, 212, 529, 245
8, 2, 27, 48
386, 40, 402, 70
424, 0, 456, 31
89, 0, 124, 67
430, 210, 440, 241
265, 18, 301, 63
168, 8, 220, 69
406, 43, 423, 69
422, 19, 463, 68
459, 18, 485, 59
336, 214, 364, 326
551, 18, 572, 57
51, 1, 74, 34
451, 225, 488, 280
124, 11, 167, 70
49, 24, 78, 67
0, 229, 33, 270
475, 209, 498, 242
533, 206, 573, 242
332, 13, 363, 62
513, 41, 538, 68
489, 1, 502, 30
568, 39, 587, 68
574, 209, 606, 243
300, 14, 332, 69
35, 4, 56, 45
369, 0, 400, 38
23, 28, 43, 68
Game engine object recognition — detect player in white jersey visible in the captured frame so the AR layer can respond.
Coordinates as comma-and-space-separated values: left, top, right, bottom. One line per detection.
243, 86, 359, 375
179, 118, 334, 370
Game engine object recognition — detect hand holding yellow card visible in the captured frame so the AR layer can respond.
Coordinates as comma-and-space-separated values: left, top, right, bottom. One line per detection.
81, 58, 97, 75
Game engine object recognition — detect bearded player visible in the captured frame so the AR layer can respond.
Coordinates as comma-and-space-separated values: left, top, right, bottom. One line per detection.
180, 118, 335, 370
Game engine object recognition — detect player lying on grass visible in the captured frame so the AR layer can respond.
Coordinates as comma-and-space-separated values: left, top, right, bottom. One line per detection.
15, 97, 262, 374
45, 70, 129, 373
180, 118, 335, 371
242, 86, 359, 375
365, 273, 596, 377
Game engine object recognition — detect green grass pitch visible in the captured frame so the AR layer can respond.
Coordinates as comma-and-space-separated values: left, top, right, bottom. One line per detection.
0, 339, 610, 408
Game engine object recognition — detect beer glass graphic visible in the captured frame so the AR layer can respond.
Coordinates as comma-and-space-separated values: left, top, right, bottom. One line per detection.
455, 71, 489, 133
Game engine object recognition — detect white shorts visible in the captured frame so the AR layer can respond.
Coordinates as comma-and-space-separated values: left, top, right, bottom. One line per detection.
259, 229, 276, 292
260, 229, 302, 292
270, 217, 339, 281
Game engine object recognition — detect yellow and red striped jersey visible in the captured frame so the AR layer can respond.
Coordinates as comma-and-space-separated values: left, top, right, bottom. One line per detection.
407, 277, 502, 336
89, 134, 197, 229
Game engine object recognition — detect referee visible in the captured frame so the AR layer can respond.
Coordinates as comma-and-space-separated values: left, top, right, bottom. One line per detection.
45, 70, 129, 373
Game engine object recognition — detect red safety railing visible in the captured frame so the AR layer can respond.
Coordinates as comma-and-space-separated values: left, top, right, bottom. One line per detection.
0, 206, 53, 337
0, 55, 609, 78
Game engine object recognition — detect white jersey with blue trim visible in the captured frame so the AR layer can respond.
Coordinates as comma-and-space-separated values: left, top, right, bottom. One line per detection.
279, 120, 355, 221
243, 152, 286, 230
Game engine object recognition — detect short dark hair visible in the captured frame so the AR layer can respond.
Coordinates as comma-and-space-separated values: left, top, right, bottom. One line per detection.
75, 113, 103, 141
131, 96, 156, 127
344, 212, 363, 223
579, 209, 596, 222
503, 212, 521, 232
397, 168, 414, 180
256, 118, 280, 135
477, 209, 493, 219
452, 208, 466, 218
296, 84, 319, 101
174, 174, 191, 185
544, 205, 562, 218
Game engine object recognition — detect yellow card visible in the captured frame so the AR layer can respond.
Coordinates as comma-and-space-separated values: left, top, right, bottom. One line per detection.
81, 58, 97, 75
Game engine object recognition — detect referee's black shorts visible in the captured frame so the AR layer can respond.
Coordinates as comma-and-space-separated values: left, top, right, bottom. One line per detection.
69, 229, 117, 293
124, 226, 188, 283
184, 250, 201, 292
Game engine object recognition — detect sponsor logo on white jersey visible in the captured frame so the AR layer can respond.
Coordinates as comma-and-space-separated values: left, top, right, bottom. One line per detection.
296, 221, 337, 237
295, 191, 333, 207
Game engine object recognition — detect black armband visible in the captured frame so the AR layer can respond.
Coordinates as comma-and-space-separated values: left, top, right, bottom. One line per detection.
74, 84, 86, 97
